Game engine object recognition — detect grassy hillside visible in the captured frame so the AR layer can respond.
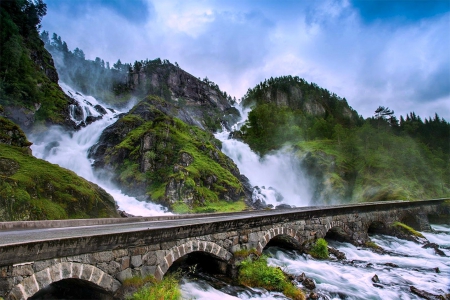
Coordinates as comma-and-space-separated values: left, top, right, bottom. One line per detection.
0, 144, 119, 221
239, 76, 450, 203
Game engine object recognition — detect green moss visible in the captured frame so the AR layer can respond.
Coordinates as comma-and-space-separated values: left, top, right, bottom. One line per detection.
365, 241, 382, 250
309, 238, 329, 259
233, 248, 259, 258
238, 255, 305, 300
393, 222, 425, 238
0, 144, 118, 221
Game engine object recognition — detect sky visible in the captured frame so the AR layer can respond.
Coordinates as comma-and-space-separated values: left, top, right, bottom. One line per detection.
41, 0, 450, 120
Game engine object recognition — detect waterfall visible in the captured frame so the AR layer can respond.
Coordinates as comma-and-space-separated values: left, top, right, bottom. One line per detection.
30, 83, 170, 216
215, 104, 312, 208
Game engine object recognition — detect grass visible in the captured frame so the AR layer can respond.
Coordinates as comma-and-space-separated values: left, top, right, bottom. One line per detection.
309, 238, 329, 259
393, 222, 425, 238
238, 255, 305, 300
0, 144, 118, 221
129, 274, 181, 300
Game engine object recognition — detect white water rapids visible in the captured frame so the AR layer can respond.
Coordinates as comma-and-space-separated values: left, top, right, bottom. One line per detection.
28, 84, 449, 299
180, 224, 450, 299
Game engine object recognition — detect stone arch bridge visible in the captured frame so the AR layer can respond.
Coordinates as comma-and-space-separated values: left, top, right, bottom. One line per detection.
0, 199, 448, 299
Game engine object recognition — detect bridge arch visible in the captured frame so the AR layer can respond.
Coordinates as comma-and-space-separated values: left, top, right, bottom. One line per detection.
154, 240, 232, 281
256, 227, 302, 254
324, 220, 355, 243
7, 262, 120, 300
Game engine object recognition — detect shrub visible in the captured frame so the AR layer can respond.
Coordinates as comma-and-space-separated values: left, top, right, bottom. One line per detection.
310, 238, 329, 259
238, 255, 305, 300
130, 274, 181, 300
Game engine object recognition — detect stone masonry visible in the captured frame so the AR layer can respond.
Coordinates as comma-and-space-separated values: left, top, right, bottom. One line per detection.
1, 199, 447, 299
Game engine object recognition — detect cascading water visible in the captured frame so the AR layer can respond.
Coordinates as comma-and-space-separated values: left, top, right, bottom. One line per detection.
215, 104, 312, 208
179, 225, 450, 299
30, 83, 169, 216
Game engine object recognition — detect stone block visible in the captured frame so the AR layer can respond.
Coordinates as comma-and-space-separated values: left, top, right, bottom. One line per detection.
66, 254, 92, 264
161, 241, 177, 250
98, 261, 121, 275
90, 267, 104, 285
129, 247, 147, 256
71, 263, 83, 278
112, 249, 128, 258
141, 265, 156, 277
92, 251, 113, 263
131, 255, 142, 268
22, 275, 39, 296
121, 257, 130, 270
5, 285, 25, 300
116, 268, 133, 283
35, 269, 52, 289
12, 264, 33, 277
80, 264, 94, 281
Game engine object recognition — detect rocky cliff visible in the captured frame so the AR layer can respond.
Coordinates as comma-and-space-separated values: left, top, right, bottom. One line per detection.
122, 59, 241, 132
89, 95, 252, 213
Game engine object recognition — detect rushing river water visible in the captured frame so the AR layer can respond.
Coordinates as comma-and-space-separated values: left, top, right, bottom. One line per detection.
28, 84, 449, 299
180, 224, 450, 300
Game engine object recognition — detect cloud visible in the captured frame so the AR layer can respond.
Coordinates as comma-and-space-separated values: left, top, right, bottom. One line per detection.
41, 0, 450, 120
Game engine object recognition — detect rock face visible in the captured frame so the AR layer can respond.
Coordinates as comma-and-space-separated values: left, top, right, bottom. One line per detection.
125, 60, 240, 132
89, 95, 250, 212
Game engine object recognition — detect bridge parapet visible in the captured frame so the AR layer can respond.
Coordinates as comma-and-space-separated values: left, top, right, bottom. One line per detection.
1, 198, 448, 299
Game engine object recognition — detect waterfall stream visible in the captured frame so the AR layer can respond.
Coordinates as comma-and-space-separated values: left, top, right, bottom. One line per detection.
30, 83, 169, 216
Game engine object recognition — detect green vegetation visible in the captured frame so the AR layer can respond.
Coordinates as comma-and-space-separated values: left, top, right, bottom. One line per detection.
365, 241, 382, 250
309, 238, 329, 259
233, 248, 259, 258
0, 0, 70, 127
101, 96, 246, 212
129, 274, 181, 300
238, 255, 305, 300
393, 222, 425, 238
239, 76, 450, 203
0, 143, 118, 221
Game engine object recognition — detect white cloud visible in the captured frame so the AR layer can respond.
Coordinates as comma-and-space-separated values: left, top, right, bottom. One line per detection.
41, 0, 450, 120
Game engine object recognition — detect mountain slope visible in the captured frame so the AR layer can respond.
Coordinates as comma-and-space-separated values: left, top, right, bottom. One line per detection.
89, 95, 251, 213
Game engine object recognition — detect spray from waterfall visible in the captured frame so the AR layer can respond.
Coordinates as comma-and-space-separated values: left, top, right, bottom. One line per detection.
30, 83, 170, 216
215, 104, 313, 208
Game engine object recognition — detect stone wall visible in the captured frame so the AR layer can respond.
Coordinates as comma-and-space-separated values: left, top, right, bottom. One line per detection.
1, 199, 447, 299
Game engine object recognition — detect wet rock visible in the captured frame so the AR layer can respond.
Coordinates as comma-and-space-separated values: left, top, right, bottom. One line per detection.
384, 263, 399, 268
422, 242, 446, 257
328, 247, 346, 260
372, 274, 380, 283
309, 292, 319, 299
275, 204, 292, 209
410, 286, 445, 300
302, 278, 316, 290
94, 104, 107, 115
119, 210, 136, 218
295, 272, 306, 282
434, 267, 440, 273
373, 283, 384, 288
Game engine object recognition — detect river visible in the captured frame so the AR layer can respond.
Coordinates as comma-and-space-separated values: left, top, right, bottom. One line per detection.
29, 84, 449, 299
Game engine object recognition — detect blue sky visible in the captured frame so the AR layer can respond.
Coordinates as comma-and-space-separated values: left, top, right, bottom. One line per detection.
41, 0, 450, 120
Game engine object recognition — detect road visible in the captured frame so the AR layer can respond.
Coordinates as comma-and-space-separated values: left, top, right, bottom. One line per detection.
0, 200, 414, 247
